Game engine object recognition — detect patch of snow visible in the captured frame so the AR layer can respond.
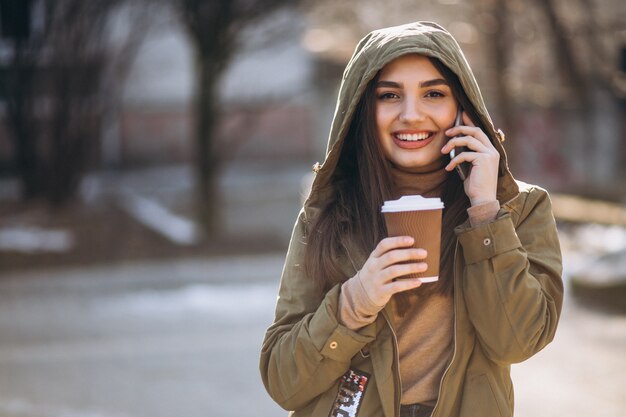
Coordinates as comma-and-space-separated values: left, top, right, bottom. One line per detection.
94, 283, 276, 320
571, 224, 626, 253
0, 227, 74, 253
0, 398, 129, 417
119, 193, 200, 245
559, 223, 626, 286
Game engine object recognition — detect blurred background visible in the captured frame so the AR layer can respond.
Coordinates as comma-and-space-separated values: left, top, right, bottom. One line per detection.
0, 0, 624, 416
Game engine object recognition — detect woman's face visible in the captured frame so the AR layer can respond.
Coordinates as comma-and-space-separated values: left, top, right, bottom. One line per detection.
375, 54, 458, 172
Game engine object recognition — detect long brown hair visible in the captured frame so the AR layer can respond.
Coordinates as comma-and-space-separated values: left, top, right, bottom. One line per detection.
305, 55, 488, 304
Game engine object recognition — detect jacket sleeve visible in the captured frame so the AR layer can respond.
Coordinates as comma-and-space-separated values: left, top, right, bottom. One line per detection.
455, 186, 563, 365
259, 209, 377, 411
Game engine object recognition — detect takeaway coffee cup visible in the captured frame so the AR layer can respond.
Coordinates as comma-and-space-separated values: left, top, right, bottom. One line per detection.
381, 195, 444, 282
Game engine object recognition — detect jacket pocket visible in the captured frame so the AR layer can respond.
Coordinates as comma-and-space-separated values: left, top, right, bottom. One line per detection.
460, 374, 508, 417
298, 368, 380, 417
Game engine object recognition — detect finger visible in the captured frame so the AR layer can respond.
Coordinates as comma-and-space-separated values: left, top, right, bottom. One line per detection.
442, 136, 489, 155
371, 236, 414, 258
445, 124, 480, 137
446, 148, 499, 172
445, 150, 478, 170
378, 248, 427, 269
445, 125, 491, 146
387, 277, 423, 294
446, 115, 492, 147
381, 262, 428, 282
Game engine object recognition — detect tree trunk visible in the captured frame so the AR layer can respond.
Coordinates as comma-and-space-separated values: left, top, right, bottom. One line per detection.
178, 0, 299, 236
6, 40, 46, 199
3, 1, 127, 205
193, 53, 222, 234
487, 0, 516, 170
46, 62, 100, 205
535, 0, 590, 105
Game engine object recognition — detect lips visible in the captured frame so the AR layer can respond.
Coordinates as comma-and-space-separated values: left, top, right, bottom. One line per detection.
392, 130, 436, 149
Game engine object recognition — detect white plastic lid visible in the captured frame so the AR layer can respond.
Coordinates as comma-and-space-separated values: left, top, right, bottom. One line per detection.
381, 195, 444, 213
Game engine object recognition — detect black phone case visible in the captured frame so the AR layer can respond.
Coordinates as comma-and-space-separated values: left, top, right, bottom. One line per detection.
450, 109, 471, 180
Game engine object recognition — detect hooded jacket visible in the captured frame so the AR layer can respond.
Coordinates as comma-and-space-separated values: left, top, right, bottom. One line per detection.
260, 22, 563, 417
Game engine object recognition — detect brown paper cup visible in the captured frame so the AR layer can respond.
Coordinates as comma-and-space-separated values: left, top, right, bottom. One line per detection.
382, 196, 443, 282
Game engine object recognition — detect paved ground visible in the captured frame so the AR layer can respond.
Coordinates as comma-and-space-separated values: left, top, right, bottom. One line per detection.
1, 162, 625, 416
0, 254, 624, 417
0, 255, 287, 417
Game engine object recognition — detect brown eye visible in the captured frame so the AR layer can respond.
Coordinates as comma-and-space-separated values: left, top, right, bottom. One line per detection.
425, 90, 445, 98
378, 92, 400, 100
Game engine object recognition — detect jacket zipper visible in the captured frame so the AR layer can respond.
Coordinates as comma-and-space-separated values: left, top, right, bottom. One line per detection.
430, 241, 460, 417
381, 309, 402, 417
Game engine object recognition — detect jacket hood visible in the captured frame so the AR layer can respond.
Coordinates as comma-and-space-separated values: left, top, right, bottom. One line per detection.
306, 21, 518, 214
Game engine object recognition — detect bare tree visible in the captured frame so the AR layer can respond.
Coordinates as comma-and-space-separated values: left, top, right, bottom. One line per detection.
0, 0, 150, 204
474, 0, 516, 165
534, 0, 591, 105
175, 0, 303, 234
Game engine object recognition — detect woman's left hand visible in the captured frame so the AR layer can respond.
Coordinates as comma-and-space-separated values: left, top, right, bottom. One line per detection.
441, 112, 500, 206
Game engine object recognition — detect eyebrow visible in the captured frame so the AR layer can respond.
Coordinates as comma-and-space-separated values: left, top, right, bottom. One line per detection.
375, 78, 448, 88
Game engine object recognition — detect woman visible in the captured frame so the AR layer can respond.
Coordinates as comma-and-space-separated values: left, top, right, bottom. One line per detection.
260, 21, 563, 417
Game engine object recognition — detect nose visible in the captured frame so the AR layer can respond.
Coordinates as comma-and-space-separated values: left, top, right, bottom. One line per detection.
399, 98, 426, 124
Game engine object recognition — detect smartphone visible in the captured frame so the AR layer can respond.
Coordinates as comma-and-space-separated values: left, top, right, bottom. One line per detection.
449, 108, 471, 181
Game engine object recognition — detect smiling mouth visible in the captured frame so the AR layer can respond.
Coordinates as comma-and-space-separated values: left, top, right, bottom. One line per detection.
394, 132, 434, 142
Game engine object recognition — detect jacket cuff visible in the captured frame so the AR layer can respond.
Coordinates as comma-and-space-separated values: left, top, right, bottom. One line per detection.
310, 285, 377, 362
455, 214, 522, 264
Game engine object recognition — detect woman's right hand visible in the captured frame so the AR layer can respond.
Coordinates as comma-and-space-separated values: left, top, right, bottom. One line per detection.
357, 236, 428, 307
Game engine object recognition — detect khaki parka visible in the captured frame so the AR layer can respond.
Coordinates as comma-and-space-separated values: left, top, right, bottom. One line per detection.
260, 22, 563, 417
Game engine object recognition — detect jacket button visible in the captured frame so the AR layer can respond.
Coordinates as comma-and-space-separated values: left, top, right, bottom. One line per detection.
483, 238, 492, 246
329, 341, 338, 349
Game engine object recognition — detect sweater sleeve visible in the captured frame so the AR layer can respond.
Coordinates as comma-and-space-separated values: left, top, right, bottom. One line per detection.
467, 200, 500, 227
338, 274, 385, 330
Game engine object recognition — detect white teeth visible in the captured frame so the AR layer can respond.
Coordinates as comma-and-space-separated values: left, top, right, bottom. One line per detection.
396, 132, 431, 141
